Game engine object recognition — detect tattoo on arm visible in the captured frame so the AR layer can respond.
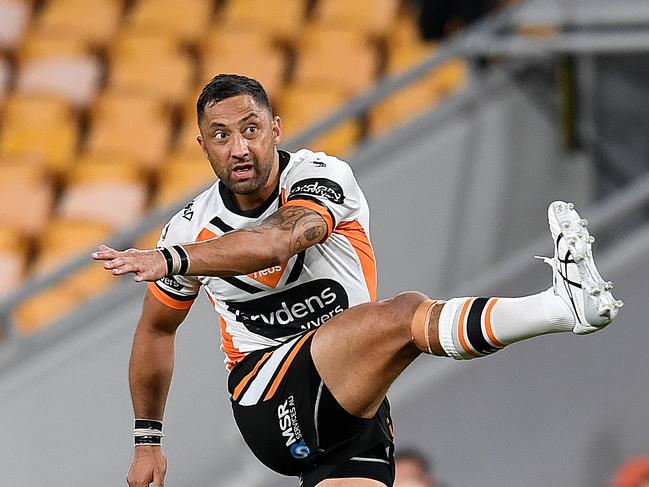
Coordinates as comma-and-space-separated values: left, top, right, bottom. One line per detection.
239, 206, 328, 255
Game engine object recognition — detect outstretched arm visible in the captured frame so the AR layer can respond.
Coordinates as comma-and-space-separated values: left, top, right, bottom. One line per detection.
93, 204, 329, 282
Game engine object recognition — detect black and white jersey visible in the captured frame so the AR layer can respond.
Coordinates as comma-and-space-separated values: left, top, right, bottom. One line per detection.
149, 149, 375, 368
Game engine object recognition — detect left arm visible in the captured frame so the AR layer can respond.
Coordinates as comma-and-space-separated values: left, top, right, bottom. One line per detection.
92, 204, 328, 281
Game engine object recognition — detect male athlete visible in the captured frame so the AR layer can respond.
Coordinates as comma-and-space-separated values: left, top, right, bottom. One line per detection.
93, 74, 623, 487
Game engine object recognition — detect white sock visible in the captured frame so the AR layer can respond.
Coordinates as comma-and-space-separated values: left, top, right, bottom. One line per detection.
437, 289, 574, 360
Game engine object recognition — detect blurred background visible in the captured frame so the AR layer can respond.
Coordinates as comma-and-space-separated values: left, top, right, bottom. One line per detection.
0, 0, 648, 486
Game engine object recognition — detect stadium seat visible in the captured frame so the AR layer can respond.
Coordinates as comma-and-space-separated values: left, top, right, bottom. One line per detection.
278, 85, 361, 157
33, 219, 113, 274
13, 263, 116, 336
57, 159, 148, 229
0, 162, 55, 238
369, 40, 467, 136
16, 53, 101, 108
0, 94, 79, 173
154, 152, 215, 207
201, 27, 286, 101
292, 26, 378, 95
0, 0, 30, 51
124, 0, 212, 45
0, 225, 28, 297
18, 33, 89, 60
13, 281, 80, 335
109, 32, 194, 107
33, 0, 122, 49
86, 92, 172, 170
219, 0, 306, 43
314, 0, 399, 39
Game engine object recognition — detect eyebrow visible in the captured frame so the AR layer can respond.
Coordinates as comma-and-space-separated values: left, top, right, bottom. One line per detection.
208, 112, 260, 129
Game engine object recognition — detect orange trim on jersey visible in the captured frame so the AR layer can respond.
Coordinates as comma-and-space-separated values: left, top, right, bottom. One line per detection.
147, 282, 194, 310
197, 227, 217, 242
219, 316, 245, 370
484, 297, 505, 348
263, 330, 316, 401
232, 351, 272, 401
281, 188, 287, 205
334, 220, 377, 301
283, 199, 333, 238
458, 298, 480, 357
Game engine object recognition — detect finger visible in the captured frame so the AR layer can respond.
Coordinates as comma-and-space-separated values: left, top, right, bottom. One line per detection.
92, 247, 119, 260
153, 467, 165, 487
111, 261, 138, 275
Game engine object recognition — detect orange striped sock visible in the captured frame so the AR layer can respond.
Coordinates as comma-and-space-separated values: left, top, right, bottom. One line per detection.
438, 289, 574, 360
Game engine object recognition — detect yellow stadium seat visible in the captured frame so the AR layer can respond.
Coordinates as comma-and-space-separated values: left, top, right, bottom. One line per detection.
369, 42, 440, 136
0, 225, 28, 297
0, 163, 55, 238
14, 219, 118, 335
293, 26, 378, 95
278, 85, 361, 157
34, 0, 122, 48
57, 160, 148, 229
315, 0, 398, 39
220, 0, 306, 43
18, 33, 89, 61
0, 94, 78, 173
109, 54, 194, 107
86, 92, 172, 170
33, 218, 114, 274
14, 283, 80, 335
125, 0, 212, 45
201, 27, 286, 101
154, 152, 215, 207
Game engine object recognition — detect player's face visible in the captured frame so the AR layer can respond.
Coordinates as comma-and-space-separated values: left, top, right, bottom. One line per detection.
197, 94, 282, 196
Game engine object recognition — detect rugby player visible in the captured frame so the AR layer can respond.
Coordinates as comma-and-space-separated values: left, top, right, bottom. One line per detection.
93, 74, 622, 487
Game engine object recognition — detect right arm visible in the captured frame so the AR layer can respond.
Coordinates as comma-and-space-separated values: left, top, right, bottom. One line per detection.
126, 288, 189, 487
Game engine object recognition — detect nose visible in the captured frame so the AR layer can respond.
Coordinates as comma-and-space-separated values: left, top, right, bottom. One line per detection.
230, 132, 250, 160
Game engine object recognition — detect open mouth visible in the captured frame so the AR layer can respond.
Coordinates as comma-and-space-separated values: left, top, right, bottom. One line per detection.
232, 163, 254, 180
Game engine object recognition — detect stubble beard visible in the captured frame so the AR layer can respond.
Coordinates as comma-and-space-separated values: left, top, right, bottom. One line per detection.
214, 152, 275, 196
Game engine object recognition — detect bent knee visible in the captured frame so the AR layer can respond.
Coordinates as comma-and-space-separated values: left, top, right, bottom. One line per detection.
383, 291, 429, 314
378, 291, 429, 335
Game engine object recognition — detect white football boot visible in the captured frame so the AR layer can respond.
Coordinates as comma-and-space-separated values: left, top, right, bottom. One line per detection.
541, 201, 623, 334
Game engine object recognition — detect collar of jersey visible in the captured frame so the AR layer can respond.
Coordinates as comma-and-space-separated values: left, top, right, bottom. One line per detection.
218, 149, 291, 218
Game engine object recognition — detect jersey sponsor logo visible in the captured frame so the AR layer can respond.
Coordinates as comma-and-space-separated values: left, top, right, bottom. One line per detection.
160, 275, 183, 291
289, 178, 345, 204
278, 396, 311, 460
182, 201, 195, 221
224, 279, 349, 338
247, 264, 285, 288
310, 158, 326, 168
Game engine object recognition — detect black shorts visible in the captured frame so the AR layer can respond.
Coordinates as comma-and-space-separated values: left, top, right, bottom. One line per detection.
228, 330, 395, 487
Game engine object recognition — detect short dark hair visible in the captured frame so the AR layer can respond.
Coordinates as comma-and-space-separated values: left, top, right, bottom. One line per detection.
196, 73, 273, 124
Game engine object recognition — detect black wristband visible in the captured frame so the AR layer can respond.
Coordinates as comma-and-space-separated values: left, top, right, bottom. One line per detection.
134, 435, 162, 446
172, 245, 189, 275
134, 419, 163, 431
157, 247, 174, 275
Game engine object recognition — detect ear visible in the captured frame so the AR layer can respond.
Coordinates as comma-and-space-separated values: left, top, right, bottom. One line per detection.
272, 116, 282, 145
196, 134, 209, 159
